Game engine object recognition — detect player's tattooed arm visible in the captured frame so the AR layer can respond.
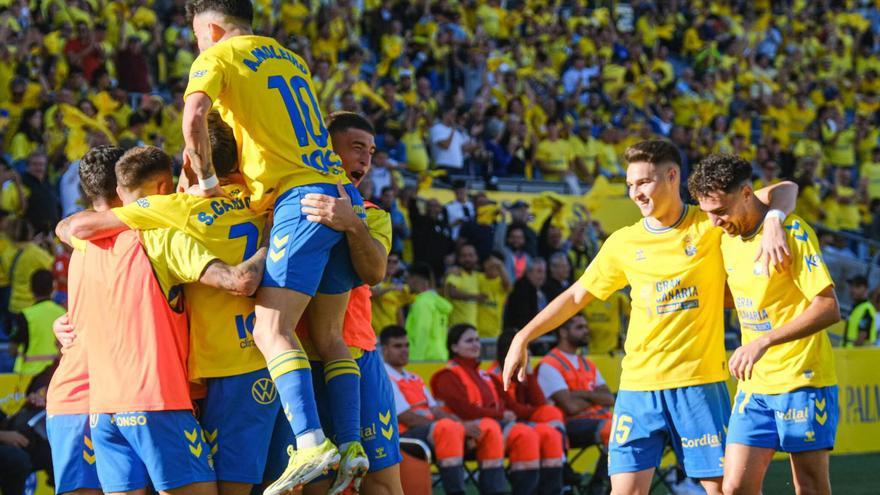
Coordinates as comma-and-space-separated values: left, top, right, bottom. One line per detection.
182, 91, 223, 197
199, 247, 267, 297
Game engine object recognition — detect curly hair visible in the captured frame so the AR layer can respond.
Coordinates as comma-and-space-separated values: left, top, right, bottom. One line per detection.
623, 140, 681, 168
185, 0, 253, 25
79, 145, 124, 202
687, 153, 753, 200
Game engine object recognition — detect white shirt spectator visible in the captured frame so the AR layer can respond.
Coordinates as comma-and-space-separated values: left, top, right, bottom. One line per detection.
537, 350, 606, 402
59, 161, 83, 218
444, 200, 475, 240
370, 166, 393, 196
430, 122, 468, 170
562, 66, 599, 95
385, 363, 438, 416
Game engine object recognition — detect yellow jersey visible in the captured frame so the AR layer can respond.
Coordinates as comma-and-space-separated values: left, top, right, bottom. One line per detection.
582, 290, 630, 354
371, 281, 409, 335
476, 274, 507, 338
185, 35, 348, 212
446, 269, 480, 327
861, 162, 880, 200
113, 185, 269, 380
578, 205, 728, 391
721, 216, 837, 394
534, 138, 574, 181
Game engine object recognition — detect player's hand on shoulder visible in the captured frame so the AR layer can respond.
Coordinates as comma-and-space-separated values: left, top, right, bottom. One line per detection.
755, 215, 791, 275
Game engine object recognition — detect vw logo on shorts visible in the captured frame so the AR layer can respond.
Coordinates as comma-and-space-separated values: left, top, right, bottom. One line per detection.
251, 378, 278, 404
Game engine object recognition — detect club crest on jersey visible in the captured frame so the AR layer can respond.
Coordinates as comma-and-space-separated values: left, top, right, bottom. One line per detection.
683, 236, 696, 256
753, 263, 768, 276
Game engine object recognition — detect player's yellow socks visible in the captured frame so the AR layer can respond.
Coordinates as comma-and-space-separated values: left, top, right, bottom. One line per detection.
268, 350, 323, 438
324, 358, 362, 444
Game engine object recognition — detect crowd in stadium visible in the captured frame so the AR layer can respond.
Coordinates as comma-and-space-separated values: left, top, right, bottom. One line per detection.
0, 0, 878, 494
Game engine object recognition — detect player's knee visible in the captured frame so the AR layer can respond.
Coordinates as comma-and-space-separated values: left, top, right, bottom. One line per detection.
722, 476, 756, 495
792, 474, 829, 495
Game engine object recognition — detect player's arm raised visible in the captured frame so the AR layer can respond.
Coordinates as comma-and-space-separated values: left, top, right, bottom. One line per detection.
754, 180, 798, 273
730, 285, 839, 381
503, 283, 595, 390
182, 92, 224, 197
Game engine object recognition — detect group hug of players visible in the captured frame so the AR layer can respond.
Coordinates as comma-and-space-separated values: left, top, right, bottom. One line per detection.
42, 1, 841, 495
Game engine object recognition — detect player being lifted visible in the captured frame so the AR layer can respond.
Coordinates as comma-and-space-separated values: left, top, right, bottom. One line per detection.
296, 112, 404, 494
688, 154, 839, 495
503, 141, 797, 495
182, 0, 369, 492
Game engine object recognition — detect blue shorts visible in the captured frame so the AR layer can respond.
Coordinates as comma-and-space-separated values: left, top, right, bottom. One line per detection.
263, 183, 365, 296
47, 414, 101, 494
90, 410, 215, 492
312, 350, 402, 473
609, 382, 731, 479
199, 368, 291, 484
728, 386, 838, 453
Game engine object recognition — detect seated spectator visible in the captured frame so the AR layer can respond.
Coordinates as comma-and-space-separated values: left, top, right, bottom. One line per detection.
536, 315, 615, 490
430, 105, 473, 175
381, 325, 502, 495
581, 290, 630, 355
0, 413, 32, 495
534, 119, 575, 183
501, 224, 533, 282
9, 270, 65, 375
445, 179, 475, 240
408, 196, 453, 279
476, 252, 510, 338
543, 252, 572, 302
444, 243, 482, 327
503, 259, 547, 331
489, 332, 566, 493
844, 276, 876, 347
2, 219, 54, 317
370, 252, 409, 334
404, 262, 452, 361
431, 324, 555, 495
20, 153, 60, 236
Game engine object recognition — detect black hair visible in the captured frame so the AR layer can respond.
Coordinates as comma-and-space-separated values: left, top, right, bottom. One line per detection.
379, 325, 407, 346
185, 0, 253, 25
446, 323, 477, 357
